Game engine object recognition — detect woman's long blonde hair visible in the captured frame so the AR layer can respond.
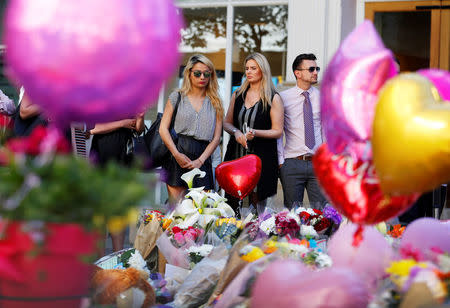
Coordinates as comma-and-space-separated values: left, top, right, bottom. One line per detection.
180, 54, 224, 118
237, 52, 276, 111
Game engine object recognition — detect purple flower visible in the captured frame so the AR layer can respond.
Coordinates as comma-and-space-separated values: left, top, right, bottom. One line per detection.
323, 204, 342, 225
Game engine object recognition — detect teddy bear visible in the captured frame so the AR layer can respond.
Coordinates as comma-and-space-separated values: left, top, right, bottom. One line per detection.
91, 267, 156, 307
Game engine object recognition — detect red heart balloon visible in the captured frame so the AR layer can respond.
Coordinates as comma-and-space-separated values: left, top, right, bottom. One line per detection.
215, 154, 262, 200
313, 144, 419, 224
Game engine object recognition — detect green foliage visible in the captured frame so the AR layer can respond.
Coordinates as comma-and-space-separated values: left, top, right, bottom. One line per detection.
0, 155, 149, 230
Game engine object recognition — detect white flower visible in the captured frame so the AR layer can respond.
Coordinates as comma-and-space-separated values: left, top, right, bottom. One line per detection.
300, 225, 318, 238
260, 216, 276, 235
174, 199, 197, 217
205, 191, 227, 205
287, 243, 309, 254
305, 208, 316, 215
315, 253, 332, 268
186, 244, 213, 257
287, 211, 300, 225
438, 254, 450, 272
295, 207, 307, 214
197, 214, 216, 228
185, 189, 207, 208
216, 202, 235, 217
128, 250, 150, 274
181, 168, 206, 189
177, 211, 201, 229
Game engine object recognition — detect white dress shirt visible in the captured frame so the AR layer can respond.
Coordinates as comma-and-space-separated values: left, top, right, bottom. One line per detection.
277, 85, 324, 165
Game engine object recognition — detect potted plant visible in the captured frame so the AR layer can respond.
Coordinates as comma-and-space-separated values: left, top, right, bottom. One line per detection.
0, 125, 148, 308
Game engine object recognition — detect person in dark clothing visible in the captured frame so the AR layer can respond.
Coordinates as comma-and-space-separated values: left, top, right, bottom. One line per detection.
223, 52, 284, 211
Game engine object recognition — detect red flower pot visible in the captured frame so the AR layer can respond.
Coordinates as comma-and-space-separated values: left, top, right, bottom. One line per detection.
0, 221, 98, 308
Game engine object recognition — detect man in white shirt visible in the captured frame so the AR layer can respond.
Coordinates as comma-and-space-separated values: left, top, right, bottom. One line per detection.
277, 53, 327, 209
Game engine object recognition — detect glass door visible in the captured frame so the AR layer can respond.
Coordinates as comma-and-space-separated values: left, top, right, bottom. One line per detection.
365, 1, 450, 71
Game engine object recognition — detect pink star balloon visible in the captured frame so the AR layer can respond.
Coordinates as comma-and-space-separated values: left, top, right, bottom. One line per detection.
320, 21, 397, 160
4, 0, 182, 126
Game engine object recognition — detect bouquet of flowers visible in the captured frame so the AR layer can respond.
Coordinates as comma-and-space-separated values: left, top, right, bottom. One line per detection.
186, 244, 214, 267
167, 169, 235, 230
297, 204, 341, 235
171, 226, 204, 247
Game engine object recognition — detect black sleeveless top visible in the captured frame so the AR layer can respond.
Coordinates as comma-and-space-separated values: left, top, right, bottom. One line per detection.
224, 88, 278, 200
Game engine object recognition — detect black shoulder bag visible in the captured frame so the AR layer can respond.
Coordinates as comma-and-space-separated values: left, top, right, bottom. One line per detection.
144, 92, 181, 168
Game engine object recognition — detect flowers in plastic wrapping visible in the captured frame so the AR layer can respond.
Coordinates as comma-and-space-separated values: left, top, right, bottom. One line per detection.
186, 244, 213, 266
275, 211, 300, 237
300, 225, 319, 239
240, 245, 266, 262
259, 216, 276, 236
386, 258, 448, 302
322, 204, 342, 225
171, 226, 204, 247
167, 169, 235, 230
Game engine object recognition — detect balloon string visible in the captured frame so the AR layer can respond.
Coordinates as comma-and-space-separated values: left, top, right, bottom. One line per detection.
352, 225, 364, 247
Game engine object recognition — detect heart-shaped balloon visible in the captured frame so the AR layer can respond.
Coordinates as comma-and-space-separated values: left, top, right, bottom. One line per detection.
4, 0, 182, 127
321, 21, 397, 160
215, 154, 262, 200
419, 69, 450, 100
313, 144, 419, 224
372, 73, 450, 195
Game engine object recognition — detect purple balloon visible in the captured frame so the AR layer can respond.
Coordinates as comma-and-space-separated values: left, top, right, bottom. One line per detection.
400, 218, 450, 256
4, 0, 182, 126
327, 224, 394, 290
251, 264, 369, 308
321, 21, 397, 160
418, 69, 450, 101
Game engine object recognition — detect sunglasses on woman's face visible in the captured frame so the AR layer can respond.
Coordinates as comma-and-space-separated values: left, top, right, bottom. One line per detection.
192, 70, 211, 78
297, 66, 320, 73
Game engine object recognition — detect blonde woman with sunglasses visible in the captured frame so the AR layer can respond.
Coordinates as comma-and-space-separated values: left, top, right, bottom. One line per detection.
160, 54, 223, 202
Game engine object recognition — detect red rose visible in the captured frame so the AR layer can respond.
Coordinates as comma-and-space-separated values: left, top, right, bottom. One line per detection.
313, 209, 323, 215
313, 217, 331, 232
172, 226, 182, 234
299, 211, 311, 222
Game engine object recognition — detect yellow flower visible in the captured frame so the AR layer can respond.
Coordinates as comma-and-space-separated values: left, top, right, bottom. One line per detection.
263, 240, 278, 254
386, 259, 429, 288
386, 259, 428, 277
241, 247, 265, 262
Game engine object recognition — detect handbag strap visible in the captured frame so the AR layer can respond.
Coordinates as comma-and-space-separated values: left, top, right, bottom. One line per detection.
169, 92, 181, 129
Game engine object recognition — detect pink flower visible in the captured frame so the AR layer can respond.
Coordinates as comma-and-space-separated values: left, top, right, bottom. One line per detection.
173, 232, 186, 246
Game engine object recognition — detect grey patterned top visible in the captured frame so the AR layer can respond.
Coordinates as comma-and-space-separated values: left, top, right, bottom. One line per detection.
168, 91, 217, 141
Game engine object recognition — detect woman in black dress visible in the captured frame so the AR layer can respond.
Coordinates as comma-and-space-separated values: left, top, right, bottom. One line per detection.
223, 52, 284, 210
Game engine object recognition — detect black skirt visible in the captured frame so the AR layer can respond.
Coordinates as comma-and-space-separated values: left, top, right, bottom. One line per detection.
90, 128, 133, 166
162, 134, 213, 189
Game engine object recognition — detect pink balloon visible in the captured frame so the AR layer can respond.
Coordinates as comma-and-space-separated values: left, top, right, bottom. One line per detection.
251, 264, 369, 308
250, 259, 309, 308
321, 21, 397, 160
4, 0, 182, 126
327, 224, 393, 289
400, 218, 450, 256
418, 69, 450, 101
